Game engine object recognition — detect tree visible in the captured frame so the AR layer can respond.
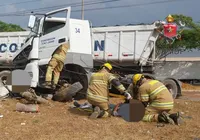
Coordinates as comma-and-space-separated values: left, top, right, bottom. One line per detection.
155, 14, 200, 59
172, 14, 200, 31
0, 21, 25, 32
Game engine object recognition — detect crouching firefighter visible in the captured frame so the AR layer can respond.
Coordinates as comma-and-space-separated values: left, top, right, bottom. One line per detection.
127, 74, 182, 125
87, 63, 132, 119
42, 43, 69, 89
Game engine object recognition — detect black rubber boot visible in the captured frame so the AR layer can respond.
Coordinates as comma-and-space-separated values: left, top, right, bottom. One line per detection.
73, 101, 81, 107
158, 112, 175, 125
169, 112, 183, 125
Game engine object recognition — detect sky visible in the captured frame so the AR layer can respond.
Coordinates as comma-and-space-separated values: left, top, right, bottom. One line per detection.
0, 0, 199, 30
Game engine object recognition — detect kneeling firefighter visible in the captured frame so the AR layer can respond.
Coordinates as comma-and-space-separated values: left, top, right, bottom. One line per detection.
127, 74, 182, 125
87, 63, 132, 119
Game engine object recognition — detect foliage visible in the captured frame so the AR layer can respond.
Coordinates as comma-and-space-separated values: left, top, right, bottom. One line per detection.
0, 21, 25, 32
172, 14, 200, 31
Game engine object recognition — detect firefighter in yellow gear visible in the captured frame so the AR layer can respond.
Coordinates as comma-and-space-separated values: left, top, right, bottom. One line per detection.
43, 43, 69, 89
87, 62, 132, 119
127, 74, 182, 125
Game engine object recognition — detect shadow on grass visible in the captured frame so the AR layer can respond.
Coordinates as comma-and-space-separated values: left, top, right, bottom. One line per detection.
67, 107, 92, 117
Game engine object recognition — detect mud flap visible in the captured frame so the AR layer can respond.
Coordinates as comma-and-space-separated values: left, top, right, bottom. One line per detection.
52, 82, 83, 102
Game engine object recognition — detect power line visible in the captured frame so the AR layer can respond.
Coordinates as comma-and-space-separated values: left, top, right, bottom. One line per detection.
0, 0, 120, 17
73, 0, 193, 13
0, 0, 42, 7
0, 0, 195, 17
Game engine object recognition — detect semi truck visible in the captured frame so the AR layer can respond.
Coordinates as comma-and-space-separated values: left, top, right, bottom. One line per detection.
1, 7, 93, 99
0, 7, 198, 99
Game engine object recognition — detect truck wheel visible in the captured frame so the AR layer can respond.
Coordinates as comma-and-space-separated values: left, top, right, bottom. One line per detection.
63, 64, 88, 100
163, 79, 178, 99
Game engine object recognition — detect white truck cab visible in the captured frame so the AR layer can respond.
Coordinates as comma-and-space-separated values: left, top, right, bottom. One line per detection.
12, 7, 93, 99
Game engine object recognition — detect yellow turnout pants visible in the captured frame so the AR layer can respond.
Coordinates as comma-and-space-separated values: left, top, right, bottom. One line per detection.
142, 106, 171, 122
87, 99, 109, 111
87, 99, 110, 118
45, 58, 64, 85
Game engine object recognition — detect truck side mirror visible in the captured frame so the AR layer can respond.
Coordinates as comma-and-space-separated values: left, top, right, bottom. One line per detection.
28, 15, 36, 29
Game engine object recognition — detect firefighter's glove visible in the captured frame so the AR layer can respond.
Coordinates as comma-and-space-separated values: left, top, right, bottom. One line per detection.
124, 92, 132, 100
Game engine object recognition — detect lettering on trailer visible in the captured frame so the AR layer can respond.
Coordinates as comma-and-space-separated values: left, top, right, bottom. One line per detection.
0, 43, 19, 53
94, 40, 105, 51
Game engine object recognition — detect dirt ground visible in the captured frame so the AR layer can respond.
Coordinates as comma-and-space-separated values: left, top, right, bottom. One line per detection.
0, 91, 200, 140
181, 82, 200, 90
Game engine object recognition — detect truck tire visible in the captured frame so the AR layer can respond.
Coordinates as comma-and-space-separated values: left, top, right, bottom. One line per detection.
163, 79, 178, 99
52, 82, 83, 102
63, 64, 88, 100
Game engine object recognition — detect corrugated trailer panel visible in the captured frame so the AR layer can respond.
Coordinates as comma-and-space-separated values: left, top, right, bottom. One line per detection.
0, 31, 30, 64
134, 30, 153, 60
105, 32, 119, 60
92, 25, 156, 65
120, 31, 135, 61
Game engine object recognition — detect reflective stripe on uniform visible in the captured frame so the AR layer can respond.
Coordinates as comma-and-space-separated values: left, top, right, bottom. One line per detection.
93, 73, 105, 77
140, 94, 149, 102
63, 47, 68, 53
91, 80, 107, 85
60, 44, 69, 53
148, 80, 159, 85
53, 54, 66, 62
87, 92, 108, 102
150, 102, 174, 109
142, 114, 154, 122
90, 74, 108, 85
108, 75, 116, 83
149, 85, 167, 98
116, 84, 126, 92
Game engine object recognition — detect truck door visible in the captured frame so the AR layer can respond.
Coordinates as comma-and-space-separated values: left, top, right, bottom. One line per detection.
39, 7, 71, 60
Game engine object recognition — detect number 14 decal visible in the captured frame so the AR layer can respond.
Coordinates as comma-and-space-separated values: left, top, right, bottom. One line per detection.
75, 28, 80, 33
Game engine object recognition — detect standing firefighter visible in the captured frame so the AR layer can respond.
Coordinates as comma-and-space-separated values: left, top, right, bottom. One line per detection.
43, 43, 69, 89
127, 74, 182, 125
87, 63, 132, 119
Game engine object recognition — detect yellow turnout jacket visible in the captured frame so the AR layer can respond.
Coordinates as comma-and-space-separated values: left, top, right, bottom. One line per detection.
52, 43, 69, 63
137, 80, 174, 110
87, 68, 126, 103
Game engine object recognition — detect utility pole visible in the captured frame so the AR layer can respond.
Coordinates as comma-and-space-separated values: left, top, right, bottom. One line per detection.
81, 0, 84, 20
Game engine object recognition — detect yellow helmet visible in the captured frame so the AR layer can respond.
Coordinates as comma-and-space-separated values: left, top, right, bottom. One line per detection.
102, 63, 112, 71
166, 14, 174, 23
133, 74, 144, 86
